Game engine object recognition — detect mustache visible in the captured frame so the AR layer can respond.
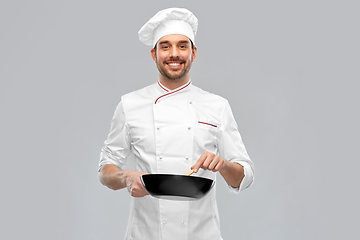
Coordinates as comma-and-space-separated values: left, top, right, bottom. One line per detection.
167, 56, 183, 62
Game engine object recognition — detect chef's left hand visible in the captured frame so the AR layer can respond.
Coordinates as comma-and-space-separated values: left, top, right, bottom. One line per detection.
191, 151, 227, 173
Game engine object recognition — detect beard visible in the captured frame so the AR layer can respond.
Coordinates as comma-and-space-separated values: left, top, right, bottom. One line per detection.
156, 55, 192, 81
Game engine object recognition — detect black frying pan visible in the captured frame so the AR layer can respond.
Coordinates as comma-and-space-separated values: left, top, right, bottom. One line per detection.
141, 174, 215, 201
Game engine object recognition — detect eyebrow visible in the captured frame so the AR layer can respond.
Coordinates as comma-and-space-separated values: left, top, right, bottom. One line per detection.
158, 40, 170, 45
178, 40, 190, 45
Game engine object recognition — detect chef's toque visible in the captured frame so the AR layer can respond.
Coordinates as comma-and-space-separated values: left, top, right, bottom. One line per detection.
138, 8, 198, 47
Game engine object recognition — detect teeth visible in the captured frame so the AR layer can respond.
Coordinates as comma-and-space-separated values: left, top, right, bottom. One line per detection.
168, 63, 180, 66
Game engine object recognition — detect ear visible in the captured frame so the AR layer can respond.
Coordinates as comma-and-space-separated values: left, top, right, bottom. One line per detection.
191, 45, 198, 62
150, 48, 157, 63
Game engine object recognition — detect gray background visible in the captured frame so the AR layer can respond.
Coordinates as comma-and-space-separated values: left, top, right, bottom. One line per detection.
1, 0, 359, 239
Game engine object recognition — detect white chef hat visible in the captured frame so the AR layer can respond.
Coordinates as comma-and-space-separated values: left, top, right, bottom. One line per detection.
138, 8, 198, 47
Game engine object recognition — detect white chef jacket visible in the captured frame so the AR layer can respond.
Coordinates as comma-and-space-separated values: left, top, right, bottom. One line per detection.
99, 80, 254, 240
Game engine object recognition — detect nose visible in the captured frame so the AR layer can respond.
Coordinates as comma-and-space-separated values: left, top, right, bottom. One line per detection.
170, 46, 179, 58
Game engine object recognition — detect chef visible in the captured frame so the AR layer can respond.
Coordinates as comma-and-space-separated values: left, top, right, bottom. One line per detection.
98, 8, 254, 240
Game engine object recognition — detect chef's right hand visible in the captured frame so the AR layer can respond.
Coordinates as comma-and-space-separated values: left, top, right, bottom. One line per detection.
123, 170, 149, 198
99, 165, 148, 197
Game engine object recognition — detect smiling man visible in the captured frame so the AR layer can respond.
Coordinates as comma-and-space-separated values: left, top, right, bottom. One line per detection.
151, 34, 196, 86
98, 8, 254, 240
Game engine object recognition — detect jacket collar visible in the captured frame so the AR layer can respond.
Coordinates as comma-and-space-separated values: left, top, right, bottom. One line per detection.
155, 80, 192, 104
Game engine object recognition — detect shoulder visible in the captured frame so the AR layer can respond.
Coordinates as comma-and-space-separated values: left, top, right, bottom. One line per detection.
122, 83, 156, 101
120, 83, 157, 111
192, 85, 229, 108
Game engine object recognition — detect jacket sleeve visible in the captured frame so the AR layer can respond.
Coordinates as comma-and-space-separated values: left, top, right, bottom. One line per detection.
98, 100, 132, 171
218, 100, 254, 193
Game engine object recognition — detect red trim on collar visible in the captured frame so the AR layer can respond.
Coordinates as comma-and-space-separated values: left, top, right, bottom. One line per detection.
157, 81, 169, 92
155, 81, 191, 104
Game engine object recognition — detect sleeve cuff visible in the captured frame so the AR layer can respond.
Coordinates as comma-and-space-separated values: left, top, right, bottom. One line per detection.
227, 161, 254, 193
98, 150, 126, 172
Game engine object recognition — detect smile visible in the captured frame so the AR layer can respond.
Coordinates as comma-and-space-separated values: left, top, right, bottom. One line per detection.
167, 63, 181, 66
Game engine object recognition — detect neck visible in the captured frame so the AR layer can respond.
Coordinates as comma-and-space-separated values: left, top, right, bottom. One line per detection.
158, 75, 190, 90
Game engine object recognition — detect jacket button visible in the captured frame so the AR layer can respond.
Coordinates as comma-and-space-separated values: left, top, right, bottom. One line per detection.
181, 220, 185, 224
185, 156, 189, 160
188, 127, 191, 130
162, 221, 166, 225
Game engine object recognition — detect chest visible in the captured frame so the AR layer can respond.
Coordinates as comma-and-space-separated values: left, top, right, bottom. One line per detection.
124, 93, 223, 174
